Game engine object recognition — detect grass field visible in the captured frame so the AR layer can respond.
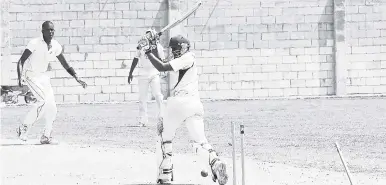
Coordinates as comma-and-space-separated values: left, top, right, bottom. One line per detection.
1, 97, 386, 185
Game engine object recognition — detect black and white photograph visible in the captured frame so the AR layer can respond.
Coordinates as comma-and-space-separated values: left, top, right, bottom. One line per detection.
1, 0, 386, 184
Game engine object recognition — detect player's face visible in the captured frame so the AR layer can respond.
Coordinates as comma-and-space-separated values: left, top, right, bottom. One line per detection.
171, 46, 182, 58
171, 43, 189, 59
42, 23, 55, 41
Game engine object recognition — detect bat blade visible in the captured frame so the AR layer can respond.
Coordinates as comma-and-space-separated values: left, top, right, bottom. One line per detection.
160, 1, 202, 34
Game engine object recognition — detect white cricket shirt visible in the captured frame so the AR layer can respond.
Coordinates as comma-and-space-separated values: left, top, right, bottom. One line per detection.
135, 43, 165, 79
169, 51, 199, 97
23, 35, 62, 74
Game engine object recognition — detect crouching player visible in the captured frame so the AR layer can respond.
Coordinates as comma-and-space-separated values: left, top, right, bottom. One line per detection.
143, 35, 228, 184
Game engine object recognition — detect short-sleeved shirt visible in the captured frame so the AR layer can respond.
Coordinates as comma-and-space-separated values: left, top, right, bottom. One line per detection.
169, 51, 199, 97
135, 43, 165, 79
23, 35, 62, 74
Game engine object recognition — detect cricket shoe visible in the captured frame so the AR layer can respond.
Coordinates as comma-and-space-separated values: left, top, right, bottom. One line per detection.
156, 167, 173, 184
40, 135, 53, 144
16, 125, 28, 141
210, 156, 228, 185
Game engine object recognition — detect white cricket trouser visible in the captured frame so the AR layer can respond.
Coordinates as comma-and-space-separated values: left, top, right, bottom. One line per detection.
156, 95, 215, 177
138, 75, 164, 124
22, 71, 57, 137
162, 96, 207, 143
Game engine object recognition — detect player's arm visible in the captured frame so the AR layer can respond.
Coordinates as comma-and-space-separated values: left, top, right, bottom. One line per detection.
128, 57, 138, 84
56, 53, 77, 78
16, 49, 32, 87
56, 53, 87, 88
145, 51, 173, 72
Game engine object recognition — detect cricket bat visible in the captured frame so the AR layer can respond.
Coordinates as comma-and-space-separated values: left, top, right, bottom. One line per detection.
158, 1, 202, 36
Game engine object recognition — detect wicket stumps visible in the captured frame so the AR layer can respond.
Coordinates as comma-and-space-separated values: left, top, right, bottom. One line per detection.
231, 122, 246, 185
335, 142, 354, 185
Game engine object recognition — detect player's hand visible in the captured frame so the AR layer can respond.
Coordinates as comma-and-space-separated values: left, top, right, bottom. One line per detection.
128, 74, 133, 84
142, 44, 151, 52
76, 78, 87, 89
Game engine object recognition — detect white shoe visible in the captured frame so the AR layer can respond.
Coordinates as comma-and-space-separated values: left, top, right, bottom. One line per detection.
157, 165, 173, 184
16, 125, 28, 141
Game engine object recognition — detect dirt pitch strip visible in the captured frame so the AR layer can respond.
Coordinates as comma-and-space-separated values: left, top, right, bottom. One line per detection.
1, 98, 386, 185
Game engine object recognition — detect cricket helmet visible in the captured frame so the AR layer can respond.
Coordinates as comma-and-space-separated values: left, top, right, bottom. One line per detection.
169, 35, 190, 58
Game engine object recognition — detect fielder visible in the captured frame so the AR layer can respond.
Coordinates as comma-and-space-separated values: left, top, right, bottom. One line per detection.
16, 21, 87, 144
143, 35, 228, 184
128, 29, 164, 127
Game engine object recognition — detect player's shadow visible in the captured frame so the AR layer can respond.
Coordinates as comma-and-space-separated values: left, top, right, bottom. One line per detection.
1, 143, 43, 146
110, 125, 148, 128
0, 139, 59, 146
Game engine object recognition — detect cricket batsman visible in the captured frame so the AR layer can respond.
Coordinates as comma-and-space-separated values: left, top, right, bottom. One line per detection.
128, 29, 165, 127
16, 21, 87, 144
141, 34, 228, 184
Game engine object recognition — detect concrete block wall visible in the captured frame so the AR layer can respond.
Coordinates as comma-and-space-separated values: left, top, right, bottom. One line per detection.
4, 0, 169, 103
1, 0, 11, 85
182, 0, 335, 99
346, 0, 386, 94
2, 0, 386, 103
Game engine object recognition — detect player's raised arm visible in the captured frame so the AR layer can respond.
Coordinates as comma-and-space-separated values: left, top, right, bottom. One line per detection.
139, 29, 173, 72
145, 35, 192, 72
145, 51, 173, 72
56, 53, 87, 89
17, 49, 32, 87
